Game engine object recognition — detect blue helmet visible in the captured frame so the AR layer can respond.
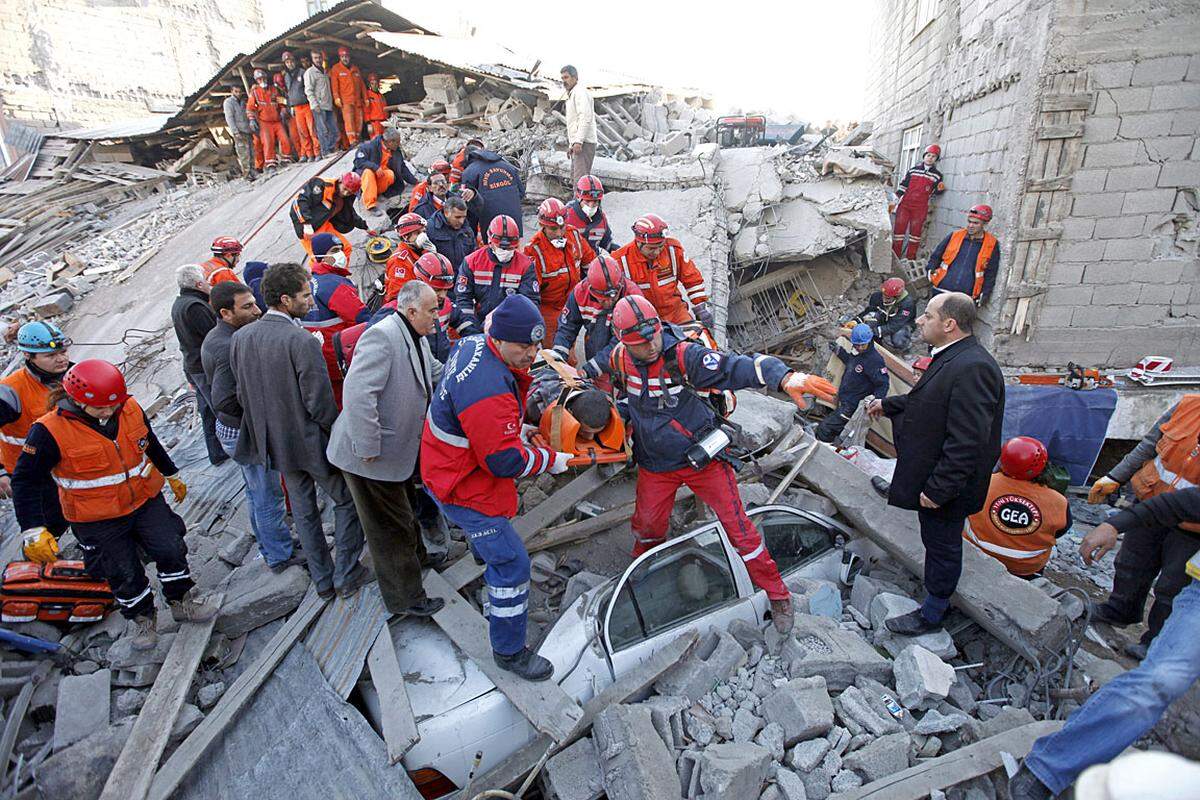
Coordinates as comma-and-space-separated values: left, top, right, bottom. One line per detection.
16, 321, 70, 354
850, 323, 874, 346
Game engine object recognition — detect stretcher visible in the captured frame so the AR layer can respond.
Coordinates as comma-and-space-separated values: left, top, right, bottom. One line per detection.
1, 560, 114, 624
536, 350, 630, 467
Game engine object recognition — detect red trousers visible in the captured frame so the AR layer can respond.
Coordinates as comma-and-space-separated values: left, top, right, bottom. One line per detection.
258, 120, 293, 166
251, 135, 264, 170
630, 461, 789, 600
892, 198, 928, 259
292, 105, 318, 158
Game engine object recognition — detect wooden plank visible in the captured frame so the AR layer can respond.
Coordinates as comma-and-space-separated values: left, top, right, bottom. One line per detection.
1016, 226, 1063, 242
367, 626, 420, 763
1026, 175, 1072, 192
305, 582, 387, 698
100, 592, 224, 800
835, 720, 1063, 799
147, 588, 326, 800
1036, 123, 1084, 140
421, 570, 584, 743
1041, 92, 1094, 112
0, 662, 47, 785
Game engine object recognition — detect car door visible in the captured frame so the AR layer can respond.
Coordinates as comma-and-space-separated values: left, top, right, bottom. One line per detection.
747, 505, 848, 579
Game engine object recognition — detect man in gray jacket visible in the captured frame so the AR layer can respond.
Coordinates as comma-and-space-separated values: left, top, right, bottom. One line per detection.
282, 50, 317, 162
222, 84, 257, 180
230, 262, 367, 599
328, 281, 445, 618
304, 49, 338, 156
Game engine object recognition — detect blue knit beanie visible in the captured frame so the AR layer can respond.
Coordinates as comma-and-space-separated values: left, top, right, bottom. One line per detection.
489, 295, 544, 344
310, 232, 336, 257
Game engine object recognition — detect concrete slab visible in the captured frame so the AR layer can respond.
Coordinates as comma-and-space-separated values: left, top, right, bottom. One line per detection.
781, 613, 893, 690
53, 669, 111, 751
592, 704, 682, 800
762, 675, 834, 745
698, 742, 772, 799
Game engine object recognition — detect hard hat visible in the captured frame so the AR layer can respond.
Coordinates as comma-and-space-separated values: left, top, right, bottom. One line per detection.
16, 321, 71, 354
395, 212, 427, 238
211, 236, 243, 255
999, 436, 1049, 481
850, 323, 874, 346
414, 252, 454, 290
882, 277, 906, 298
925, 144, 941, 158
612, 295, 662, 345
631, 213, 668, 245
272, 72, 286, 88
575, 174, 604, 202
281, 50, 294, 60
339, 172, 362, 193
487, 215, 521, 248
586, 255, 627, 301
538, 198, 568, 227
912, 356, 932, 372
968, 204, 993, 222
63, 360, 129, 406
253, 68, 267, 81
337, 46, 350, 56
365, 236, 394, 264
430, 159, 452, 176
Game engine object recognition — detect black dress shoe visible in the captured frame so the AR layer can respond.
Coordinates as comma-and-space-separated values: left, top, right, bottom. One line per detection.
493, 647, 554, 682
389, 597, 445, 621
871, 476, 891, 497
885, 609, 943, 636
1008, 764, 1054, 799
420, 552, 449, 570
1087, 600, 1139, 627
268, 554, 307, 574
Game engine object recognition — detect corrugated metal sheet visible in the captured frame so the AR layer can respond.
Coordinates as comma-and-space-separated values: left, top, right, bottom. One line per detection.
304, 581, 387, 698
57, 116, 177, 142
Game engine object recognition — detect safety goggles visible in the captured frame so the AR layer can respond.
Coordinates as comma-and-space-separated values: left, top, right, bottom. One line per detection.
619, 317, 661, 344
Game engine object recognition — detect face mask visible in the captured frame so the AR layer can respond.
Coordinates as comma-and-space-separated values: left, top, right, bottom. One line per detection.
326, 251, 347, 269
581, 202, 599, 218
492, 246, 515, 263
415, 232, 435, 252
550, 237, 567, 249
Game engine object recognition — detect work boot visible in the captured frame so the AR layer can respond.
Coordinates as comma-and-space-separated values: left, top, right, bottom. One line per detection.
269, 554, 307, 574
770, 597, 794, 635
170, 596, 218, 623
886, 609, 942, 636
389, 596, 445, 622
130, 615, 158, 651
335, 563, 373, 599
1088, 599, 1139, 627
1007, 764, 1054, 799
493, 647, 554, 682
419, 551, 448, 571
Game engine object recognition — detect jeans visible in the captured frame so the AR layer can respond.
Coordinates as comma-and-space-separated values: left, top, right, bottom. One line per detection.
282, 464, 365, 593
187, 371, 226, 465
313, 108, 339, 154
216, 423, 294, 566
1025, 580, 1200, 795
918, 509, 967, 622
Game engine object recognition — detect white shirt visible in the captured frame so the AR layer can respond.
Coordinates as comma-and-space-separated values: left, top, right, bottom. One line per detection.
930, 336, 969, 357
565, 84, 597, 145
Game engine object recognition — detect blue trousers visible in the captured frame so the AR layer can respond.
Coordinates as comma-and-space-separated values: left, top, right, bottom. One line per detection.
1025, 579, 1200, 794
313, 109, 339, 154
439, 503, 530, 656
918, 509, 967, 622
217, 422, 294, 566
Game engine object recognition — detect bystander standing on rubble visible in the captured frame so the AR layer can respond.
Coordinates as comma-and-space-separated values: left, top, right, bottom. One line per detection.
425, 195, 475, 268
564, 175, 615, 253
221, 84, 259, 180
351, 127, 419, 232
460, 145, 525, 236
281, 50, 318, 163
169, 264, 227, 466
304, 49, 338, 156
454, 216, 539, 337
329, 280, 446, 621
868, 292, 1004, 634
525, 198, 594, 347
201, 281, 302, 573
229, 263, 368, 600
927, 204, 1000, 307
561, 65, 597, 183
892, 144, 945, 259
847, 277, 916, 352
613, 214, 713, 327
816, 323, 889, 444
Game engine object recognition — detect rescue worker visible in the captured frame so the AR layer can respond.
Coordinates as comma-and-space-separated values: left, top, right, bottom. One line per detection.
303, 233, 371, 404
1082, 395, 1200, 658
449, 137, 484, 186
0, 322, 71, 535
245, 68, 293, 170
927, 204, 1001, 307
816, 323, 889, 444
563, 174, 614, 253
272, 72, 299, 158
290, 171, 368, 257
963, 436, 1071, 578
364, 73, 388, 139
282, 50, 317, 162
304, 49, 338, 156
553, 254, 644, 380
454, 215, 539, 336
412, 172, 450, 220
383, 213, 429, 302
599, 296, 838, 633
201, 236, 242, 286
893, 144, 945, 259
412, 251, 460, 363
850, 277, 916, 351
426, 196, 476, 269
329, 46, 366, 146
420, 295, 573, 681
525, 198, 595, 347
351, 127, 419, 232
13, 360, 214, 649
460, 145, 525, 237
222, 84, 258, 180
613, 214, 712, 327
408, 158, 453, 213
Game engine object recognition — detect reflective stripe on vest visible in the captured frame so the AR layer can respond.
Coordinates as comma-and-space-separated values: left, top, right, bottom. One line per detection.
1131, 394, 1200, 533
963, 474, 1066, 576
964, 520, 1048, 560
54, 455, 153, 490
929, 229, 996, 299
0, 432, 24, 446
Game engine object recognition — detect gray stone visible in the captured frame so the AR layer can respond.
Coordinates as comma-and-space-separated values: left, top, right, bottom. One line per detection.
969, 705, 1037, 742
542, 737, 605, 800
918, 735, 942, 758
197, 681, 227, 711
853, 676, 914, 731
35, 721, 133, 800
171, 703, 204, 744
728, 618, 767, 651
685, 709, 717, 747
847, 733, 873, 752
800, 765, 831, 800
562, 571, 607, 611
217, 559, 309, 638
655, 629, 747, 703
782, 614, 892, 689
112, 663, 160, 688
217, 528, 255, 565
593, 704, 682, 800
914, 709, 972, 735
74, 660, 100, 675
788, 738, 830, 772
831, 769, 863, 792
843, 732, 910, 782
763, 676, 834, 745
761, 786, 784, 800
698, 742, 772, 800
715, 708, 734, 740
643, 694, 689, 750
835, 685, 903, 736
733, 707, 764, 743
775, 768, 809, 800
876, 627, 958, 660
827, 725, 851, 756
114, 688, 146, 718
947, 674, 980, 715
53, 670, 111, 751
755, 721, 786, 761
34, 290, 75, 317
107, 631, 177, 669
893, 645, 955, 710
868, 592, 919, 631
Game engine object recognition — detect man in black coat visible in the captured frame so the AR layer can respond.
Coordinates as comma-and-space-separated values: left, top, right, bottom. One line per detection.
868, 291, 1004, 633
170, 264, 226, 466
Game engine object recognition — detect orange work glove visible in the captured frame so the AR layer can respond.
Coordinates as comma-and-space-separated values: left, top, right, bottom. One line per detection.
782, 372, 838, 408
1087, 476, 1119, 504
167, 475, 188, 503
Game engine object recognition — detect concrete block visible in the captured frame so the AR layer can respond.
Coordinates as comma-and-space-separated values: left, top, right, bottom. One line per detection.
1104, 164, 1162, 191
107, 631, 176, 669
217, 528, 254, 565
53, 670, 111, 751
1090, 60, 1134, 89
1159, 160, 1200, 188
655, 629, 746, 703
113, 688, 146, 718
1140, 283, 1180, 305
1118, 111, 1176, 139
593, 705, 682, 800
1133, 56, 1191, 86
1070, 169, 1110, 193
112, 664, 160, 688
733, 706, 764, 743
849, 575, 883, 617
832, 769, 864, 792
643, 694, 689, 750
1150, 84, 1200, 111
1071, 193, 1126, 219
35, 721, 133, 800
914, 708, 972, 734
1045, 285, 1095, 307
1104, 239, 1155, 261
789, 737, 831, 771
781, 614, 893, 690
698, 742, 771, 800
755, 721, 786, 761
216, 559, 309, 638
1109, 86, 1154, 113
1083, 140, 1141, 169
656, 130, 690, 157
893, 645, 955, 710
1048, 262, 1087, 285
762, 676, 834, 745
1038, 307, 1075, 328
1082, 117, 1119, 143
801, 764, 832, 800
835, 685, 903, 737
197, 681, 226, 710
868, 592, 918, 631
1146, 136, 1196, 161
1095, 214, 1148, 239
1125, 188, 1179, 214
422, 73, 458, 105
542, 737, 605, 800
1171, 110, 1200, 135
170, 703, 203, 744
1083, 260, 1137, 284
1091, 283, 1142, 306
34, 291, 75, 317
1060, 217, 1097, 241
855, 675, 915, 732
1057, 238, 1107, 261
843, 732, 910, 782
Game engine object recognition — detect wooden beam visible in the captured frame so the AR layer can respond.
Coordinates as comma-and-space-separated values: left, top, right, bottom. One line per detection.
100, 593, 224, 800
422, 571, 584, 743
367, 626, 420, 763
1026, 175, 1072, 192
1036, 123, 1084, 140
1016, 226, 1063, 242
1041, 92, 1094, 112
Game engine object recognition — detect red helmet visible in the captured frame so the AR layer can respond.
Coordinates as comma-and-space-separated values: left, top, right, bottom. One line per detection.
968, 204, 993, 222
63, 360, 129, 406
395, 212, 427, 238
925, 144, 941, 158
912, 356, 932, 372
272, 72, 286, 89
211, 236, 243, 255
414, 252, 454, 290
586, 255, 627, 301
339, 172, 362, 193
538, 198, 568, 227
999, 436, 1049, 481
337, 46, 350, 56
882, 277, 905, 298
612, 295, 662, 345
431, 158, 452, 176
575, 174, 604, 202
631, 213, 668, 245
487, 215, 520, 248
281, 50, 295, 60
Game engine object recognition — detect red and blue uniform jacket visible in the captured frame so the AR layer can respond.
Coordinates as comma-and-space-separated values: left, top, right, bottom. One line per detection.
301, 262, 370, 354
896, 164, 945, 210
553, 282, 645, 370
603, 330, 790, 473
421, 335, 556, 517
564, 200, 614, 252
452, 246, 539, 335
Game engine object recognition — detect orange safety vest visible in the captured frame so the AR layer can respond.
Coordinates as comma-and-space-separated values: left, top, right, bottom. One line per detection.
1130, 394, 1200, 533
39, 399, 164, 523
383, 242, 422, 302
964, 473, 1068, 576
929, 229, 997, 299
201, 256, 238, 286
0, 368, 53, 473
525, 228, 591, 311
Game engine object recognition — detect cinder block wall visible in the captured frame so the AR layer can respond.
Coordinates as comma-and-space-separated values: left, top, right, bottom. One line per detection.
0, 0, 270, 127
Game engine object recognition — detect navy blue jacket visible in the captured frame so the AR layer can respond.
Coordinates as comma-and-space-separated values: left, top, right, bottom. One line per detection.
834, 346, 889, 413
926, 233, 1001, 304
857, 290, 916, 337
427, 210, 477, 269
352, 136, 418, 199
460, 150, 525, 236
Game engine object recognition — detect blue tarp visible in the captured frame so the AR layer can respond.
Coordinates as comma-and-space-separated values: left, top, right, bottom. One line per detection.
1002, 385, 1119, 486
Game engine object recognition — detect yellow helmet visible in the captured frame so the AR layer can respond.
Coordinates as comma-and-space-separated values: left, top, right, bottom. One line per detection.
366, 236, 394, 264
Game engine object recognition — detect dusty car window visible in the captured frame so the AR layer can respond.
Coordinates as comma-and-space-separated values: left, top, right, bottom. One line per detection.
755, 510, 835, 575
607, 529, 738, 651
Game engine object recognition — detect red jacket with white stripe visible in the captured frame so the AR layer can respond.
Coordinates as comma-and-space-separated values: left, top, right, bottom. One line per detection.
524, 228, 594, 314
452, 246, 539, 335
612, 238, 707, 325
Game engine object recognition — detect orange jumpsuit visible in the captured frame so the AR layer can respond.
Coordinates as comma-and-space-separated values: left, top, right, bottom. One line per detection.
328, 62, 366, 146
246, 85, 292, 167
382, 241, 424, 302
524, 228, 594, 347
612, 238, 708, 325
201, 255, 238, 286
364, 87, 388, 139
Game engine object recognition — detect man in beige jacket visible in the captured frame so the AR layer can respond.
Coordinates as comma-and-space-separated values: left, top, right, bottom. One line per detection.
561, 65, 597, 183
